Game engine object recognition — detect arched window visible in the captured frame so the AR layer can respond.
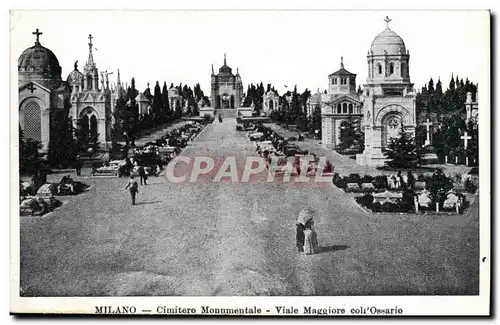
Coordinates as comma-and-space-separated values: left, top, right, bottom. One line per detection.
87, 76, 93, 90
401, 62, 406, 78
389, 62, 394, 75
79, 114, 89, 144
348, 103, 353, 114
342, 103, 348, 114
332, 78, 337, 85
377, 63, 382, 75
90, 115, 98, 142
22, 101, 42, 142
337, 103, 341, 114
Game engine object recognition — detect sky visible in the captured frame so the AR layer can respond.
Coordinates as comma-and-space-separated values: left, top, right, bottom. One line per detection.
10, 10, 489, 96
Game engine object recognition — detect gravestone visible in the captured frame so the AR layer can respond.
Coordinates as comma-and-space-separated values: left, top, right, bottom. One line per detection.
346, 183, 361, 192
361, 183, 375, 192
443, 191, 461, 212
373, 190, 403, 203
417, 190, 432, 208
414, 181, 426, 191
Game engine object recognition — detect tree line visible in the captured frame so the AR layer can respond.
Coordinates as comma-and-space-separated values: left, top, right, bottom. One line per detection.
111, 78, 210, 147
415, 75, 478, 164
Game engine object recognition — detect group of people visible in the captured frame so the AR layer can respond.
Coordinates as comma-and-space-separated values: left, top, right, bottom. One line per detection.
387, 171, 416, 190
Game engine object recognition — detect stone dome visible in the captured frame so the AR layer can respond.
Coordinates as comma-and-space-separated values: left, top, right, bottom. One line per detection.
370, 28, 406, 56
18, 41, 63, 89
67, 68, 84, 85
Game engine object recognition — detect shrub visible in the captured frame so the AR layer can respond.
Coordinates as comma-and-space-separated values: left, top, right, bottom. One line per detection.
402, 189, 416, 206
332, 173, 346, 188
356, 194, 374, 207
370, 202, 382, 212
361, 175, 374, 184
373, 175, 388, 190
381, 202, 398, 213
202, 114, 214, 124
464, 179, 478, 194
428, 169, 454, 203
345, 173, 361, 184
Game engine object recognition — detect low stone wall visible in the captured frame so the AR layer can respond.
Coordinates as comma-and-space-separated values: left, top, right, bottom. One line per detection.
199, 107, 215, 117
237, 107, 253, 117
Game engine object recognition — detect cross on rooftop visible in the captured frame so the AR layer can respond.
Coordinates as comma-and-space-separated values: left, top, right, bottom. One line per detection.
88, 34, 93, 47
32, 28, 42, 43
26, 83, 36, 93
461, 131, 472, 149
384, 16, 392, 29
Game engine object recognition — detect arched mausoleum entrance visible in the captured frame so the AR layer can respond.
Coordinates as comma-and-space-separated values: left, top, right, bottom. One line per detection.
381, 113, 402, 148
78, 106, 100, 145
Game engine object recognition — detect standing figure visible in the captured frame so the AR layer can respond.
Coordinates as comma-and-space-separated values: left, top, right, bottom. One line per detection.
125, 175, 139, 205
138, 165, 147, 185
75, 155, 83, 176
303, 219, 320, 255
218, 114, 223, 123
296, 223, 305, 252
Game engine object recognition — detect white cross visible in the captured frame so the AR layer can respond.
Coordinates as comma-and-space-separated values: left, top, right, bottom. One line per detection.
423, 119, 432, 132
423, 118, 432, 145
461, 131, 472, 149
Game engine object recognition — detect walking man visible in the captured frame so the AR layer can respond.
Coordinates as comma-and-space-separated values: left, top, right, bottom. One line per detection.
125, 175, 139, 205
138, 165, 147, 185
74, 155, 83, 176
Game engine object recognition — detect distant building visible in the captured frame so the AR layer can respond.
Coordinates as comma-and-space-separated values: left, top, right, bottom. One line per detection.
319, 57, 363, 149
210, 54, 244, 109
262, 90, 279, 115
167, 88, 183, 113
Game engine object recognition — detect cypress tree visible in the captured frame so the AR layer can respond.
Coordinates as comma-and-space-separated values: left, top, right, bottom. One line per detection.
449, 74, 455, 91
152, 81, 163, 117
162, 82, 170, 116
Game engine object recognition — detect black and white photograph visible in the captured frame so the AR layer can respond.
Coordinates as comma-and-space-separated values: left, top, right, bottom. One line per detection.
9, 8, 490, 316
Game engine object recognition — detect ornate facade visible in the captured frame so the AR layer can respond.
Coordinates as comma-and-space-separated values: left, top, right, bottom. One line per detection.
18, 29, 71, 153
67, 34, 117, 148
356, 17, 416, 166
210, 54, 244, 109
263, 90, 279, 115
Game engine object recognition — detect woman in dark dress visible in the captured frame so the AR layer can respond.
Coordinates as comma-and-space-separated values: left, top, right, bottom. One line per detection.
296, 223, 305, 252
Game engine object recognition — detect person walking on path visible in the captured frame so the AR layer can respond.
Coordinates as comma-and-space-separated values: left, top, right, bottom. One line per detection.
138, 165, 147, 185
125, 175, 139, 205
74, 155, 83, 176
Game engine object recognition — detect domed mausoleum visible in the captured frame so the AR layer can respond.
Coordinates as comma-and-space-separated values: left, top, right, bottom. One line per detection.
18, 29, 70, 153
356, 17, 416, 166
